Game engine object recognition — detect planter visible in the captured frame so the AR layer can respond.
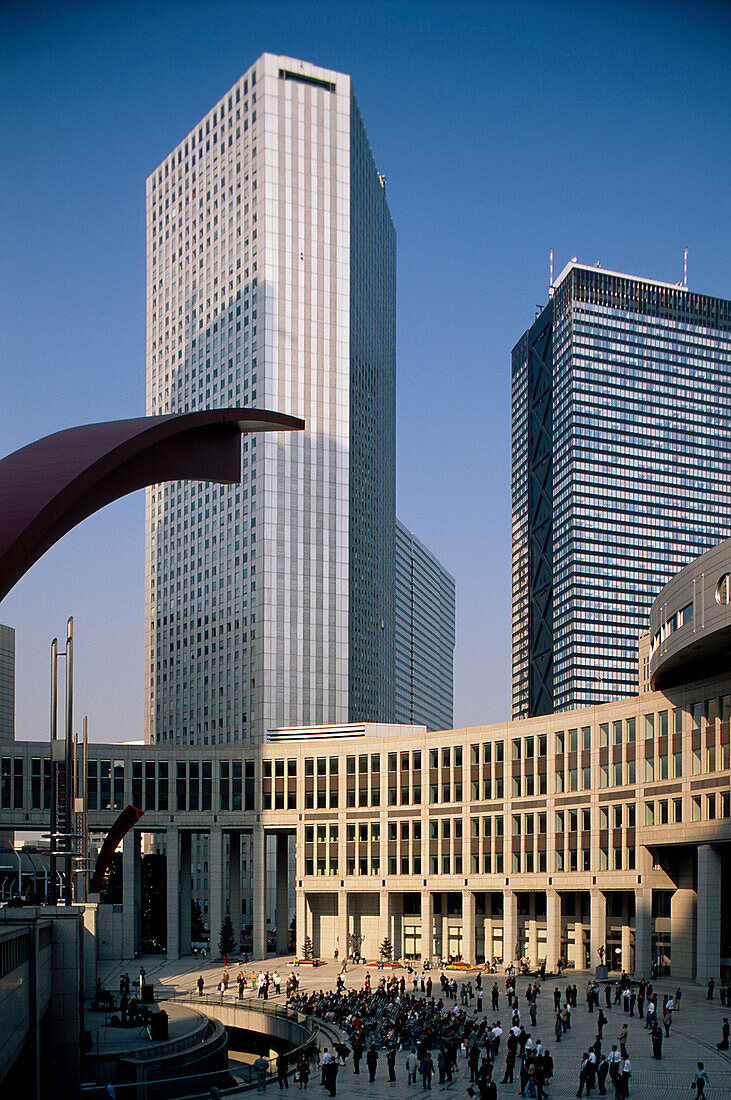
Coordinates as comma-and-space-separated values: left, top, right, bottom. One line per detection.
294, 958, 322, 966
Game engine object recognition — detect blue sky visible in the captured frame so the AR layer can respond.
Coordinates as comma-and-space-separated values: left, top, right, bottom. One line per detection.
1, 0, 729, 743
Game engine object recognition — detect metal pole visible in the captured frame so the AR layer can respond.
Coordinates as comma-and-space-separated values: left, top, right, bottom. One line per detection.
64, 617, 73, 905
49, 637, 58, 904
81, 715, 88, 903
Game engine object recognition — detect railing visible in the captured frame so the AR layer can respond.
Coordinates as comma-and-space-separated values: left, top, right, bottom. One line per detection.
160, 991, 346, 1089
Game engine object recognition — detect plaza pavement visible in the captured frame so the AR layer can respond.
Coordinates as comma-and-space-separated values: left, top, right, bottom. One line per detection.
99, 956, 731, 1099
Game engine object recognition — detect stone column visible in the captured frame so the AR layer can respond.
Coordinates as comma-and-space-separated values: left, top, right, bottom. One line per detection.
208, 826, 223, 958
527, 893, 538, 968
337, 888, 348, 960
503, 889, 517, 969
633, 888, 652, 978
296, 887, 307, 957
574, 914, 585, 969
546, 890, 561, 972
484, 914, 494, 966
252, 826, 267, 960
166, 827, 180, 960
670, 887, 697, 981
590, 889, 607, 972
229, 832, 241, 948
621, 920, 632, 974
421, 890, 433, 962
378, 892, 390, 959
122, 828, 141, 960
462, 889, 475, 964
179, 831, 192, 955
696, 844, 721, 984
276, 833, 289, 954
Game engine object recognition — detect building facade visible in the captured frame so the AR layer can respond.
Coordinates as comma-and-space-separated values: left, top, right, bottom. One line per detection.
145, 53, 396, 749
2, 538, 729, 979
512, 262, 731, 718
0, 624, 14, 744
394, 520, 455, 731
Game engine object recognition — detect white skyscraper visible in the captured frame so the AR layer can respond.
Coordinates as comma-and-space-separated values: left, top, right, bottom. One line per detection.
145, 54, 396, 747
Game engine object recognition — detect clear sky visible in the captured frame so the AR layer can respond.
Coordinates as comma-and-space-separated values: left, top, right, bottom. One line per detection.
1, 0, 729, 744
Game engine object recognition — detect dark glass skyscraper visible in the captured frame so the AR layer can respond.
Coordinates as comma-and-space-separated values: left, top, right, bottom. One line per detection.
512, 261, 731, 718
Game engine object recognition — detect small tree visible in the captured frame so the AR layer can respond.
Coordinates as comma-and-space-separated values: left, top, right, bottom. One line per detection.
380, 937, 393, 962
219, 915, 236, 957
191, 900, 206, 942
302, 935, 314, 961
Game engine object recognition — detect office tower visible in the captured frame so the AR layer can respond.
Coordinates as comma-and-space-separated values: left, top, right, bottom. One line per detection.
512, 260, 731, 718
394, 520, 455, 730
145, 54, 396, 746
0, 624, 14, 744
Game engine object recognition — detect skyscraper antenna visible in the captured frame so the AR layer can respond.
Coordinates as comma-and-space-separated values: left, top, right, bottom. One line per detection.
684, 245, 688, 288
549, 247, 554, 298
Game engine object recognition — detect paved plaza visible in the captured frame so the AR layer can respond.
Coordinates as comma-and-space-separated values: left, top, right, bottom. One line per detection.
99, 956, 731, 1099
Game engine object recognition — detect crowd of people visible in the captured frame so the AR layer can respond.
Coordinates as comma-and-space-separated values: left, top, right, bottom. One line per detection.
279, 964, 724, 1099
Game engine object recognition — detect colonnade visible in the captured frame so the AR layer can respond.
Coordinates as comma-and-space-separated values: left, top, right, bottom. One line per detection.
121, 826, 292, 960
295, 846, 724, 982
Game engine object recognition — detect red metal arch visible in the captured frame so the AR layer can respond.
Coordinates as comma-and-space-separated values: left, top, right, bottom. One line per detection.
0, 408, 303, 602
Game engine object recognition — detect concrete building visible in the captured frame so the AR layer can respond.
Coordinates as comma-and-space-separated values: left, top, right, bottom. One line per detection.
0, 624, 14, 744
1, 538, 729, 980
145, 53, 396, 751
512, 261, 731, 718
394, 520, 455, 731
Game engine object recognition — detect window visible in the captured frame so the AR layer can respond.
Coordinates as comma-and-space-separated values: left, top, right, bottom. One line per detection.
645, 714, 655, 739
600, 723, 609, 748
692, 796, 701, 821
582, 727, 591, 750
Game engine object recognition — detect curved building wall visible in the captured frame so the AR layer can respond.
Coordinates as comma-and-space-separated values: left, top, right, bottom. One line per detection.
650, 536, 731, 690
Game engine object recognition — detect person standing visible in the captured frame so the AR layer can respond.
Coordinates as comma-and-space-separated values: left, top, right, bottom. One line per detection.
406, 1049, 419, 1085
387, 1047, 396, 1083
254, 1054, 269, 1093
277, 1054, 289, 1089
297, 1052, 309, 1090
718, 1018, 730, 1050
597, 1054, 609, 1096
420, 1052, 434, 1090
197, 976, 204, 996
650, 1024, 662, 1060
352, 1038, 364, 1075
366, 1045, 378, 1083
619, 1057, 631, 1099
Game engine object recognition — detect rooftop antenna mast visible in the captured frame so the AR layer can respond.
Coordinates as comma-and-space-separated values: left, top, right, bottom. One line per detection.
684, 245, 688, 288
549, 247, 554, 298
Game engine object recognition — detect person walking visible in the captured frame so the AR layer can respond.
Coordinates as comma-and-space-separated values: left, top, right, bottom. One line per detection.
353, 1038, 364, 1075
387, 1047, 396, 1083
197, 975, 204, 996
694, 1062, 709, 1099
718, 1018, 730, 1050
366, 1045, 378, 1084
406, 1049, 419, 1085
576, 1052, 592, 1097
297, 1053, 309, 1090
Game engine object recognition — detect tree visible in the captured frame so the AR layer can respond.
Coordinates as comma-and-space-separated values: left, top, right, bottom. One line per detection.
380, 937, 393, 962
219, 915, 236, 957
302, 935, 314, 961
191, 900, 206, 942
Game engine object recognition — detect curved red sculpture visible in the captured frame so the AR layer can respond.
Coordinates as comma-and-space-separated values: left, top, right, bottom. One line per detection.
0, 408, 303, 602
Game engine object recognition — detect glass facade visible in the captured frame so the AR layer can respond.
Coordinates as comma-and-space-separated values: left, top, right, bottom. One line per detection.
394, 520, 455, 731
145, 54, 397, 747
512, 263, 731, 716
